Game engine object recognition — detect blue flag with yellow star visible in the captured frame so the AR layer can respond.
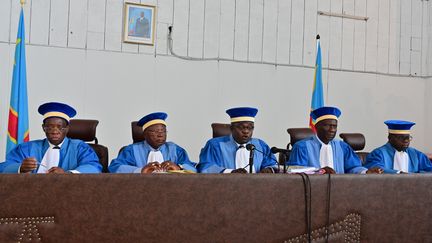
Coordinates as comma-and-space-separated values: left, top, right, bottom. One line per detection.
6, 8, 30, 155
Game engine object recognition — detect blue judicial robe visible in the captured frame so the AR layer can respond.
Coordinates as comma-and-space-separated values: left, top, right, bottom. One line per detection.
109, 141, 197, 173
198, 135, 277, 173
0, 138, 101, 173
364, 143, 432, 173
288, 136, 366, 174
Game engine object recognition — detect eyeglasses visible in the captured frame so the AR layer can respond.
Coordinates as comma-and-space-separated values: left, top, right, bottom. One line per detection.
43, 125, 67, 133
146, 129, 167, 135
233, 125, 254, 132
393, 135, 413, 141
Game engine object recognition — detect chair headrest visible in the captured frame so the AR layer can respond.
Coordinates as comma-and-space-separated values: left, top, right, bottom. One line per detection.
211, 123, 231, 138
132, 121, 146, 143
339, 133, 365, 151
67, 119, 98, 142
287, 128, 314, 147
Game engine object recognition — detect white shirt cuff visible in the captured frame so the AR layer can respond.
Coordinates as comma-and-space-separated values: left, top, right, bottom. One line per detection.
134, 167, 143, 173
223, 169, 233, 173
68, 170, 80, 174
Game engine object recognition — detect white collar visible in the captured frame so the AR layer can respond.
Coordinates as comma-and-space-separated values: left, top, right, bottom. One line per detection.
48, 140, 64, 149
316, 135, 330, 146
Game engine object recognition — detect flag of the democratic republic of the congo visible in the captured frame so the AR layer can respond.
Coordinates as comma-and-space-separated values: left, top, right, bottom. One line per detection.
6, 8, 30, 155
309, 35, 324, 133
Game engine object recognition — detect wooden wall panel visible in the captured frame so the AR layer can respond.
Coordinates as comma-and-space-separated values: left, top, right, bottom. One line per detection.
233, 0, 250, 61
276, 0, 291, 65
399, 0, 412, 75
328, 0, 343, 69
365, 0, 379, 72
219, 0, 235, 59
290, 0, 304, 65
352, 0, 366, 71
388, 0, 401, 74
341, 0, 355, 70
172, 0, 189, 56
248, 0, 264, 62
421, 1, 429, 76
49, 0, 69, 47
187, 0, 205, 58
377, 0, 390, 73
203, 0, 221, 58
0, 0, 431, 77
262, 0, 278, 63
29, 0, 50, 45
411, 0, 422, 76
0, 0, 11, 42
68, 0, 88, 49
87, 0, 106, 50
303, 0, 317, 67
104, 0, 123, 52
317, 0, 330, 69
155, 0, 174, 55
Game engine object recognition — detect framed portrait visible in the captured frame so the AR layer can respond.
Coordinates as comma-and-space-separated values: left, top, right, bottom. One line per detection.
123, 2, 156, 45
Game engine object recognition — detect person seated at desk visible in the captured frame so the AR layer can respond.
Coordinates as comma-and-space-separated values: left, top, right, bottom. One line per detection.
288, 106, 382, 174
364, 120, 432, 173
198, 107, 277, 173
0, 102, 102, 174
109, 112, 197, 173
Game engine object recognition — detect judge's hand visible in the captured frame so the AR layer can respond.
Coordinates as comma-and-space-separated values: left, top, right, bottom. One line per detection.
47, 167, 66, 174
260, 167, 274, 173
161, 161, 181, 171
321, 166, 336, 174
142, 162, 161, 174
231, 168, 247, 173
20, 157, 38, 173
366, 167, 384, 174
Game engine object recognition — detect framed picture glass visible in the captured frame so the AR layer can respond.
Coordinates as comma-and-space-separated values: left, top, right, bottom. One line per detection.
123, 2, 156, 45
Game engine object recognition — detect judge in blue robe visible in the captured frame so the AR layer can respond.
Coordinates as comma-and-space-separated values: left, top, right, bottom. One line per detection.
288, 106, 382, 174
198, 107, 277, 173
109, 112, 197, 173
364, 120, 432, 173
0, 102, 101, 174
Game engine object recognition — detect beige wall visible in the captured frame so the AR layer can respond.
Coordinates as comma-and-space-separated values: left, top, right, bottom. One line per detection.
0, 0, 431, 162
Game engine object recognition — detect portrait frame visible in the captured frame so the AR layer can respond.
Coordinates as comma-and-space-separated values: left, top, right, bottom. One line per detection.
123, 2, 156, 45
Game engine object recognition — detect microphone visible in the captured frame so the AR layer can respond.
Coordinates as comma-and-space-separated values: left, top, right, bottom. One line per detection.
246, 144, 255, 151
248, 146, 285, 174
270, 147, 290, 173
270, 147, 289, 154
246, 144, 255, 173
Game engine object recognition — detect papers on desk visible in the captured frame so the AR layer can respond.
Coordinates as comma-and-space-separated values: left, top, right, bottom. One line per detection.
151, 170, 196, 174
285, 166, 319, 174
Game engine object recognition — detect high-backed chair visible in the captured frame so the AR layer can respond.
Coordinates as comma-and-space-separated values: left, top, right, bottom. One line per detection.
339, 133, 369, 165
279, 128, 315, 163
131, 121, 145, 143
118, 121, 145, 156
211, 123, 231, 138
67, 119, 109, 173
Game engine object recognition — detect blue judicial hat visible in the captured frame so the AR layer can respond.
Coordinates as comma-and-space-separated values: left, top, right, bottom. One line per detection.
137, 112, 168, 131
310, 106, 341, 124
38, 102, 76, 123
384, 120, 415, 134
226, 107, 258, 123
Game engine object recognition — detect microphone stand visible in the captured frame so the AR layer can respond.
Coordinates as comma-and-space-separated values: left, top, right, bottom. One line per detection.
249, 148, 254, 174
